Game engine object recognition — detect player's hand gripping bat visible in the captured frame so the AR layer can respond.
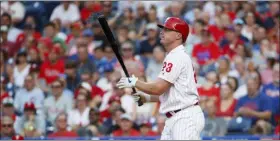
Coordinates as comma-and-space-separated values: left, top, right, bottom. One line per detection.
98, 15, 143, 106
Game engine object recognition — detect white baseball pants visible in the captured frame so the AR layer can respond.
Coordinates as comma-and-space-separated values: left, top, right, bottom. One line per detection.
160, 105, 205, 140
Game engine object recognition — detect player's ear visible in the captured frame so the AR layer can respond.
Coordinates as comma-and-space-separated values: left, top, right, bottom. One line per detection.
176, 33, 182, 41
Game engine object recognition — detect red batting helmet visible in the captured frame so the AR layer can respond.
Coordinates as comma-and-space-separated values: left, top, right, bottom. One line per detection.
157, 17, 189, 43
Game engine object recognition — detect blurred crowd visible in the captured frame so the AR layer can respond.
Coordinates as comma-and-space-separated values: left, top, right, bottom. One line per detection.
0, 1, 279, 139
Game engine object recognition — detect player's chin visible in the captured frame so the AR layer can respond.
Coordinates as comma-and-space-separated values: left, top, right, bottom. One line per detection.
160, 39, 165, 45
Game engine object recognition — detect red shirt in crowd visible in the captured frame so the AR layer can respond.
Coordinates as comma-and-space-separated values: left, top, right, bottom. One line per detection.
80, 3, 102, 22
74, 85, 105, 99
39, 59, 65, 84
208, 25, 225, 42
1, 41, 19, 58
145, 131, 158, 136
113, 129, 141, 137
16, 32, 41, 45
215, 99, 237, 117
275, 125, 280, 135
192, 42, 221, 65
221, 39, 244, 59
48, 131, 78, 138
197, 84, 220, 103
0, 92, 9, 103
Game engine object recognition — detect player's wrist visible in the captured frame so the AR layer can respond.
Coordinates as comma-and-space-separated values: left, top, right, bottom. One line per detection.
130, 75, 138, 87
142, 93, 151, 102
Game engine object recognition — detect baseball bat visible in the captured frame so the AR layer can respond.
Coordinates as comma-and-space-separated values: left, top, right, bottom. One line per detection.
98, 15, 143, 106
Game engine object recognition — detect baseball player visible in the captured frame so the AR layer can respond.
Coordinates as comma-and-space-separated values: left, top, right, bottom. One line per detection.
116, 17, 205, 140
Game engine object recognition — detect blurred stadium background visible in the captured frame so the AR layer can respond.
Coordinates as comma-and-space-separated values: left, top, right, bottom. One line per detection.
0, 1, 279, 140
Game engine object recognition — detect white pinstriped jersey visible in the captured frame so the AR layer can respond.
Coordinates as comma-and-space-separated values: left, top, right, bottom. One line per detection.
158, 45, 199, 114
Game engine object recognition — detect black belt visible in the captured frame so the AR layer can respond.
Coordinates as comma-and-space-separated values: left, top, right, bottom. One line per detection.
165, 102, 199, 118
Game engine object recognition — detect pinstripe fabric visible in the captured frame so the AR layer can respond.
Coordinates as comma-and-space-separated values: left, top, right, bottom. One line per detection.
160, 105, 205, 140
158, 45, 199, 114
158, 45, 204, 140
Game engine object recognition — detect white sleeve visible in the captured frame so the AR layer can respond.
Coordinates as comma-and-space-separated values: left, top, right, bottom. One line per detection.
70, 4, 80, 22
158, 55, 183, 84
50, 6, 59, 21
13, 90, 21, 112
11, 2, 25, 21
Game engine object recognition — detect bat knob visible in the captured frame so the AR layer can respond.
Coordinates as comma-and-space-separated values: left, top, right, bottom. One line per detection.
138, 101, 144, 106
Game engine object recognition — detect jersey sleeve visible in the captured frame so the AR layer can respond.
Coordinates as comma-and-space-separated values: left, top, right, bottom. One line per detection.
158, 55, 183, 84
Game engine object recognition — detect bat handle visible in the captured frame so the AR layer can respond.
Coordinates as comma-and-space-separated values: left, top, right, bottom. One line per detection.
132, 88, 143, 106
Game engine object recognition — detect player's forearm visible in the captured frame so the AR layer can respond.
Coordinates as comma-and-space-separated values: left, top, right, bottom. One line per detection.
135, 80, 163, 96
150, 95, 160, 102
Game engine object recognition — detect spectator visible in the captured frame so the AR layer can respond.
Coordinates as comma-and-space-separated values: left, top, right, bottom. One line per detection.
0, 74, 10, 102
139, 122, 157, 136
232, 56, 248, 86
0, 1, 26, 26
0, 25, 18, 58
57, 76, 74, 98
38, 45, 65, 86
241, 12, 257, 42
64, 60, 80, 92
51, 19, 68, 42
134, 2, 148, 33
69, 37, 96, 75
91, 22, 107, 47
166, 2, 185, 20
103, 106, 125, 135
13, 51, 31, 88
48, 112, 77, 138
43, 22, 66, 42
118, 7, 136, 31
192, 28, 220, 66
186, 19, 205, 50
112, 113, 140, 137
115, 41, 144, 77
261, 63, 280, 126
14, 74, 44, 115
145, 46, 165, 82
16, 22, 41, 47
14, 102, 45, 136
50, 2, 80, 28
0, 116, 15, 139
69, 29, 95, 56
66, 22, 84, 52
67, 94, 90, 131
217, 57, 239, 84
1, 12, 22, 43
44, 79, 73, 125
201, 100, 228, 136
234, 76, 273, 126
2, 97, 16, 121
37, 37, 53, 61
116, 25, 133, 46
94, 46, 108, 76
216, 83, 237, 118
98, 70, 121, 111
27, 47, 41, 69
80, 1, 102, 22
139, 23, 161, 62
260, 57, 276, 85
197, 71, 220, 109
103, 43, 118, 68
220, 26, 245, 59
233, 18, 250, 43
77, 108, 106, 137
78, 72, 105, 100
